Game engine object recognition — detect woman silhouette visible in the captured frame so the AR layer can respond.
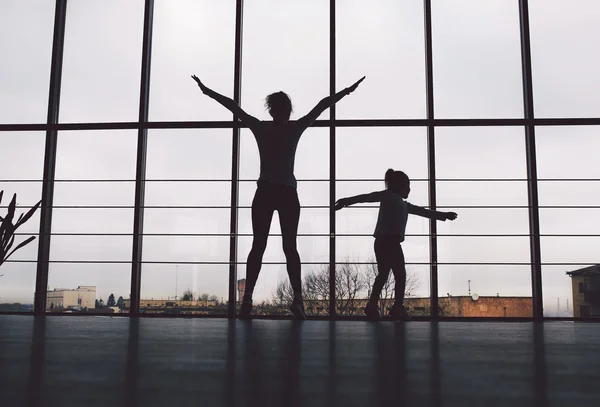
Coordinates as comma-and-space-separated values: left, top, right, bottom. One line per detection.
192, 74, 365, 319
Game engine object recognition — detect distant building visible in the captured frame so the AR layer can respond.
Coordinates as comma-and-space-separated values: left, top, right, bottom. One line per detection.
567, 265, 600, 318
46, 286, 96, 310
123, 298, 219, 314
301, 296, 533, 317
406, 296, 533, 317
237, 279, 246, 302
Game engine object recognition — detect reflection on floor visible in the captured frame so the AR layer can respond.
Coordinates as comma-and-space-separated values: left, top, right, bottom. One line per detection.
0, 316, 599, 406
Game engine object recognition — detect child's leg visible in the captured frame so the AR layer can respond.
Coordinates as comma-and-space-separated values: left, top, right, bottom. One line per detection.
390, 243, 407, 306
369, 237, 392, 305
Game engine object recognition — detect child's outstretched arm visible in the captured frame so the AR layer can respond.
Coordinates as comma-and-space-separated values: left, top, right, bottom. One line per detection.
407, 203, 458, 221
335, 191, 384, 210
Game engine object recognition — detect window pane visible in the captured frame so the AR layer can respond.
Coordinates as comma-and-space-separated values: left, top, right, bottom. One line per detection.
436, 127, 531, 314
54, 130, 138, 180
140, 264, 229, 315
59, 0, 144, 122
242, 0, 328, 120
144, 208, 230, 235
537, 126, 600, 317
336, 127, 429, 316
142, 236, 229, 264
147, 129, 232, 180
438, 265, 533, 317
143, 129, 232, 305
0, 132, 45, 311
337, 128, 428, 180
0, 263, 36, 312
0, 0, 54, 123
150, 0, 235, 121
530, 0, 600, 118
46, 264, 130, 313
336, 0, 426, 119
432, 0, 523, 118
51, 130, 136, 262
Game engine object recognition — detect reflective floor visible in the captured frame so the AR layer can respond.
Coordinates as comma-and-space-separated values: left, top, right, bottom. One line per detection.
0, 316, 599, 406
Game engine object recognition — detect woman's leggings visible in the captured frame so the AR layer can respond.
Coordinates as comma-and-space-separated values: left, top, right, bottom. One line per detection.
244, 181, 301, 298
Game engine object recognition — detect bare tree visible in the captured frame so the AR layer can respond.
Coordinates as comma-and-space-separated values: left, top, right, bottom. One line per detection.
271, 258, 367, 315
270, 256, 421, 316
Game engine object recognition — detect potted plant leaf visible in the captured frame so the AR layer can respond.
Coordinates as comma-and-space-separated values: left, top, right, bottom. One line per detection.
0, 190, 42, 267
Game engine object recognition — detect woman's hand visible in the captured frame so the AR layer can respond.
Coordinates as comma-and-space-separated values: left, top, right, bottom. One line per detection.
346, 76, 366, 94
191, 74, 209, 94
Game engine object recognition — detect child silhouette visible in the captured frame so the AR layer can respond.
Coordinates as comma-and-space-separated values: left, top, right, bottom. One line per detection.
336, 169, 457, 321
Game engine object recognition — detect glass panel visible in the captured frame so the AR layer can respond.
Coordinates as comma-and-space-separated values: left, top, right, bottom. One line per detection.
143, 208, 230, 235
52, 208, 133, 234
146, 129, 232, 181
140, 264, 229, 315
0, 0, 55, 123
336, 0, 426, 119
436, 181, 528, 207
0, 132, 45, 311
145, 182, 231, 207
337, 128, 428, 180
142, 236, 229, 264
536, 126, 600, 180
436, 127, 530, 317
242, 0, 329, 121
529, 0, 600, 118
59, 0, 144, 122
438, 265, 533, 317
0, 263, 36, 312
432, 0, 523, 118
51, 130, 136, 262
537, 126, 600, 317
150, 0, 236, 121
46, 264, 130, 313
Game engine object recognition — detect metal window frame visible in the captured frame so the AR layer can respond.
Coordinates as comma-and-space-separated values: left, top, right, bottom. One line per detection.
129, 0, 154, 316
2, 0, 597, 320
34, 0, 67, 315
228, 0, 244, 317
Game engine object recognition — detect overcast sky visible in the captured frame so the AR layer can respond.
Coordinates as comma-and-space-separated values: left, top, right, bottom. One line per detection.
1, 0, 599, 317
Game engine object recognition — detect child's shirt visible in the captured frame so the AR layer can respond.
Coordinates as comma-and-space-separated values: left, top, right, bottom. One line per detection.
358, 190, 447, 240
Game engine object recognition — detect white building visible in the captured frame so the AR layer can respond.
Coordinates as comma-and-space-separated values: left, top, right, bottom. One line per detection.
46, 286, 96, 310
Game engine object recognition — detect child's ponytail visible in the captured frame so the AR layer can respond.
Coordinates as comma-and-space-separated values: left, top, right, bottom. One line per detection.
384, 168, 395, 189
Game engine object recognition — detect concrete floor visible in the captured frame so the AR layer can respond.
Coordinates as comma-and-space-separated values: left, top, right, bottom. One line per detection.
0, 316, 599, 407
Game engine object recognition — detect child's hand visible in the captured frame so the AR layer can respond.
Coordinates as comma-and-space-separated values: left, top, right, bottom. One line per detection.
446, 212, 458, 221
334, 199, 347, 211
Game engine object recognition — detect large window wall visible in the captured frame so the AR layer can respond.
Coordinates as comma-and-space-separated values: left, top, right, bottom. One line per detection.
1, 0, 598, 319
